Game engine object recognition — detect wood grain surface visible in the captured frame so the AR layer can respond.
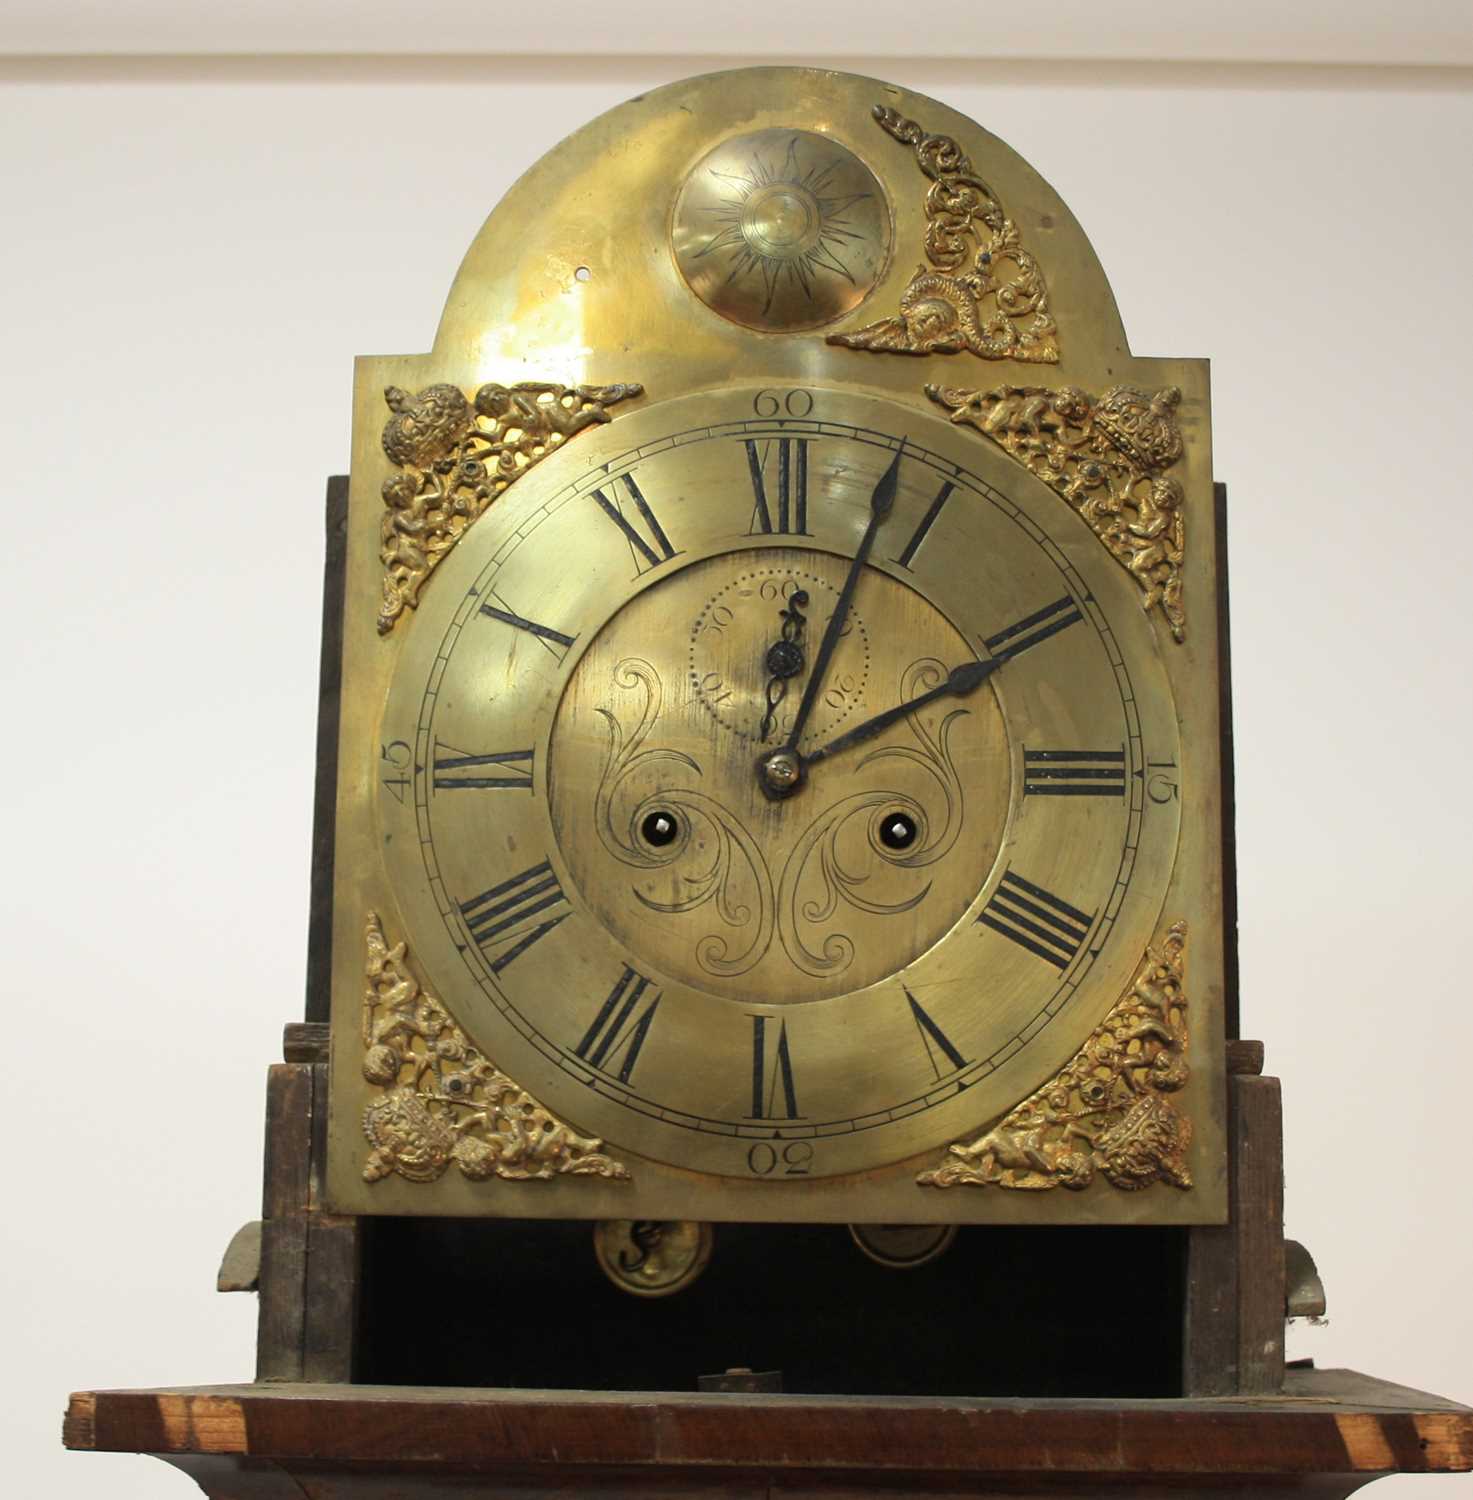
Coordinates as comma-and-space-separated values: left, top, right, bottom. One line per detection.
64, 1369, 1473, 1480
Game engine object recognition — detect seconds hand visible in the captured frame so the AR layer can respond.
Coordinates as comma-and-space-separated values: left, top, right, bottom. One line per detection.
782, 442, 905, 756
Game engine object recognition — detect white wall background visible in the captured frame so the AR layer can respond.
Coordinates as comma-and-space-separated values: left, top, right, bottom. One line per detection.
3, 13, 1471, 1500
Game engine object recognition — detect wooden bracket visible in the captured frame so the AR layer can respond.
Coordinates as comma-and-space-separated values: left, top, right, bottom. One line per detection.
255, 1054, 359, 1383
1182, 1065, 1287, 1395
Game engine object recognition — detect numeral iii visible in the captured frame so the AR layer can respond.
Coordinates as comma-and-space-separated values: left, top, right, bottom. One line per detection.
1023, 748, 1125, 798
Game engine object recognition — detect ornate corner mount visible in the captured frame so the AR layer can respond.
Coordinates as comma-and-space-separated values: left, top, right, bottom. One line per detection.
826, 106, 1058, 364
376, 380, 643, 635
360, 912, 630, 1186
919, 921, 1191, 1192
927, 382, 1187, 642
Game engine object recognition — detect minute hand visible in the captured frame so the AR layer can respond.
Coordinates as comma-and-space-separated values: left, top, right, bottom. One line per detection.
782, 443, 904, 752
806, 659, 1002, 766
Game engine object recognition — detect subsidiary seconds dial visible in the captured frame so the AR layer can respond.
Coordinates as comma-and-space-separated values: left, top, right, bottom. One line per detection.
375, 386, 1182, 1180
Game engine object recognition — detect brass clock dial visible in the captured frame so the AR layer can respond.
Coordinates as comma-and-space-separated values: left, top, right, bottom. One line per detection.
374, 385, 1182, 1182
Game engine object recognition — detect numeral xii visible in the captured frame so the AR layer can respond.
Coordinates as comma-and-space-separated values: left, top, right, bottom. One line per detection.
744, 437, 811, 535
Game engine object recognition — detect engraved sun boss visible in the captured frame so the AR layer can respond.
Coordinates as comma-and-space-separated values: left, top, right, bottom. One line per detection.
373, 385, 1180, 1187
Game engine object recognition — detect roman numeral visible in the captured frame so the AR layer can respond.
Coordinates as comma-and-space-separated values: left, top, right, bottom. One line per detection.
905, 989, 968, 1080
432, 742, 534, 792
1023, 748, 1126, 798
575, 965, 660, 1084
477, 590, 576, 662
459, 860, 569, 974
982, 595, 1083, 663
592, 473, 678, 574
743, 437, 812, 535
977, 869, 1093, 970
893, 479, 955, 568
748, 1015, 800, 1119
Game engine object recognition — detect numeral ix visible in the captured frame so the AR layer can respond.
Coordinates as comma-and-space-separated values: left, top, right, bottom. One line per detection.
432, 742, 534, 791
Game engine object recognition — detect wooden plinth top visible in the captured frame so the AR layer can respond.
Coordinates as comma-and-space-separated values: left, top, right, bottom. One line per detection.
64, 1369, 1472, 1482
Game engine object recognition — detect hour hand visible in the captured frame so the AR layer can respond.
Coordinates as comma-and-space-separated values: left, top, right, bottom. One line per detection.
806, 658, 1000, 766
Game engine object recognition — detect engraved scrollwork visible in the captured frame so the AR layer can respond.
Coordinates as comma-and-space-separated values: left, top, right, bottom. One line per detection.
927, 382, 1187, 641
377, 379, 643, 635
919, 921, 1191, 1192
827, 106, 1059, 363
360, 912, 630, 1185
778, 659, 968, 978
594, 658, 776, 978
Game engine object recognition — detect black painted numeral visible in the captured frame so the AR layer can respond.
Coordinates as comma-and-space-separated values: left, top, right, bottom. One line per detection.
977, 869, 1093, 970
432, 742, 534, 792
893, 479, 955, 569
459, 861, 569, 974
477, 590, 576, 663
983, 595, 1083, 663
743, 437, 812, 535
748, 1015, 800, 1119
592, 473, 678, 574
1023, 748, 1126, 798
905, 988, 968, 1080
575, 965, 660, 1084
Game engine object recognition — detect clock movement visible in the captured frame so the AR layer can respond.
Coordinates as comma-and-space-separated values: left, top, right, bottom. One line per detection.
325, 66, 1228, 1234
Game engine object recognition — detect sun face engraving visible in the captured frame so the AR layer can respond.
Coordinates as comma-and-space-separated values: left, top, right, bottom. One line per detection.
672, 128, 892, 333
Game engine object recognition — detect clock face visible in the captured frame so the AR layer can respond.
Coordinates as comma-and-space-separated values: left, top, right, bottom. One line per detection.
375, 386, 1182, 1181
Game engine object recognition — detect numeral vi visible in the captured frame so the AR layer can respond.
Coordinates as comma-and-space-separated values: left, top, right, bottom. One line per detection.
748, 1015, 800, 1120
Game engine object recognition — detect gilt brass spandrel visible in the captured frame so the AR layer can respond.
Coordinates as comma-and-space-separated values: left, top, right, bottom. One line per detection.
360, 911, 630, 1186
920, 920, 1191, 1192
827, 105, 1060, 364
377, 379, 642, 634
928, 382, 1188, 641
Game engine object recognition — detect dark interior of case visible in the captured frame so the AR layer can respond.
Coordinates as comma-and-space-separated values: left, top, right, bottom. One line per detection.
357, 1217, 1186, 1397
